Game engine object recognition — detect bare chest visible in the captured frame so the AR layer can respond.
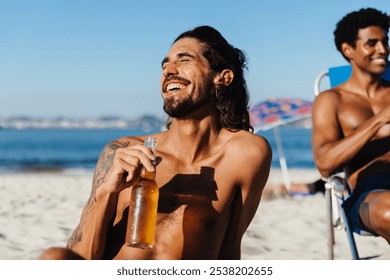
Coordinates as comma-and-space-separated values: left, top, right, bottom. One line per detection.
113, 159, 239, 259
338, 94, 390, 138
116, 155, 238, 221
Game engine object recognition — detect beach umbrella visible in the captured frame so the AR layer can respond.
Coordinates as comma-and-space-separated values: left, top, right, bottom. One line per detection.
249, 98, 313, 190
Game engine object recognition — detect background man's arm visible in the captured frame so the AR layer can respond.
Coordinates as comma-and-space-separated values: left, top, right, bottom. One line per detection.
312, 91, 390, 177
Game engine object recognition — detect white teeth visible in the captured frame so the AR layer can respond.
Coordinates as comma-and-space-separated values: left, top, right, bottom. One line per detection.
167, 83, 185, 91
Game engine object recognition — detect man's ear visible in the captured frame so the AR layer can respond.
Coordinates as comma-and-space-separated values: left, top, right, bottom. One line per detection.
214, 69, 234, 87
341, 42, 353, 60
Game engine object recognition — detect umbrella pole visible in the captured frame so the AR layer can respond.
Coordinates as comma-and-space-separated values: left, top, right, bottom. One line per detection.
273, 126, 292, 191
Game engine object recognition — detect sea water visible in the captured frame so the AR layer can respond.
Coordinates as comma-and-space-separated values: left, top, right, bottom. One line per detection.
0, 127, 314, 173
260, 127, 314, 169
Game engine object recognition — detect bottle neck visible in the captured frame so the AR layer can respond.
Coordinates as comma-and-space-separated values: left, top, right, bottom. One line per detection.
140, 167, 156, 181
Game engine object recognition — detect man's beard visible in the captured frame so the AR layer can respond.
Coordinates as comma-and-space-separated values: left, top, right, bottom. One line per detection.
163, 94, 213, 118
163, 82, 215, 118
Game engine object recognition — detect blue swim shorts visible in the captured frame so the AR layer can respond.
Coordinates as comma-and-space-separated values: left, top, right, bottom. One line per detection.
342, 173, 390, 235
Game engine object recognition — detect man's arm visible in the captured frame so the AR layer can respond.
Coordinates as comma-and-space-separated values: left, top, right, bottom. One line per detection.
66, 140, 127, 259
218, 135, 272, 259
312, 90, 390, 177
66, 137, 156, 259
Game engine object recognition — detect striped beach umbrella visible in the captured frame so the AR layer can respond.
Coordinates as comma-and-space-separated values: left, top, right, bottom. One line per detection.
249, 98, 313, 190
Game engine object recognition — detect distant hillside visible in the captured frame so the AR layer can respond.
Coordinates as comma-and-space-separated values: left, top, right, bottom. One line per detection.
0, 115, 166, 130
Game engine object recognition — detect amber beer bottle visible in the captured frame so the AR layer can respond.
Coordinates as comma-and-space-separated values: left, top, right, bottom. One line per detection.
126, 137, 159, 248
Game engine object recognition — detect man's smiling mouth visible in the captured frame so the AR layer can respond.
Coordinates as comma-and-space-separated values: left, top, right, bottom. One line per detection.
163, 76, 191, 93
167, 83, 186, 92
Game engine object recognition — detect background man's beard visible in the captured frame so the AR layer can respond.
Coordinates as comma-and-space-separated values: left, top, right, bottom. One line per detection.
163, 94, 213, 118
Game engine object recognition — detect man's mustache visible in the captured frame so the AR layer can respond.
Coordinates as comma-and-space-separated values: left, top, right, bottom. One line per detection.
162, 76, 191, 90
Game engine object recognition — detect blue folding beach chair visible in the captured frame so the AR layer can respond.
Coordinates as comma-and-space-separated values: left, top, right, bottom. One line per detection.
314, 63, 390, 95
313, 63, 390, 260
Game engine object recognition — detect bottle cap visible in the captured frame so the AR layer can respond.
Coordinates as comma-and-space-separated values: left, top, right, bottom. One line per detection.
144, 137, 157, 149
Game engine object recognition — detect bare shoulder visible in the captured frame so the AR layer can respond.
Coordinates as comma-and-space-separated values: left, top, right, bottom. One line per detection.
223, 130, 272, 163
220, 130, 272, 197
313, 87, 344, 119
96, 133, 161, 167
105, 135, 143, 149
315, 87, 341, 105
92, 133, 163, 187
104, 132, 164, 150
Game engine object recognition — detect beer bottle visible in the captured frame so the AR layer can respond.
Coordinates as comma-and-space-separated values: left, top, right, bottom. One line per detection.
126, 137, 159, 248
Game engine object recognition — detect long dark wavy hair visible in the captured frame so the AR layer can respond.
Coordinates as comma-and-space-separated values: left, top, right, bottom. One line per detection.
166, 25, 253, 132
334, 7, 390, 62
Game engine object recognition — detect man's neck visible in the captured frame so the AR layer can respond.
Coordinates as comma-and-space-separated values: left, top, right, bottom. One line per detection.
163, 116, 222, 165
349, 66, 386, 98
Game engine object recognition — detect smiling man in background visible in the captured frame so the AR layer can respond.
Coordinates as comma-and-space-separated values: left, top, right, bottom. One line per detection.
312, 8, 390, 242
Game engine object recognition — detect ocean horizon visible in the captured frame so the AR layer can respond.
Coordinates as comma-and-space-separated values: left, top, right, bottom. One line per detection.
0, 127, 315, 174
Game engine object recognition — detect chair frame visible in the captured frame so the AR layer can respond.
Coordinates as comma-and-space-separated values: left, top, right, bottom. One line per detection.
323, 175, 359, 260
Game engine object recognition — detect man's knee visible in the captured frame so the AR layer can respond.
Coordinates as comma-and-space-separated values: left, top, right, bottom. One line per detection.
367, 192, 390, 233
374, 208, 390, 232
39, 247, 84, 260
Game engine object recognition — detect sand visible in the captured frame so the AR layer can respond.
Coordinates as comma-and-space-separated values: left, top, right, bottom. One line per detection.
0, 168, 389, 260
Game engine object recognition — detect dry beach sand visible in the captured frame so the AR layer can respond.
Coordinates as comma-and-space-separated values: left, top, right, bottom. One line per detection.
0, 168, 389, 260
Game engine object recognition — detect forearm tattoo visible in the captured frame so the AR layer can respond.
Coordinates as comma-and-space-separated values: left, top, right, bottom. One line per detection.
67, 140, 130, 248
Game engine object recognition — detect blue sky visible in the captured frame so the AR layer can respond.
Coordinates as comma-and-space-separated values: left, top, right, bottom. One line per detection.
1, 0, 389, 119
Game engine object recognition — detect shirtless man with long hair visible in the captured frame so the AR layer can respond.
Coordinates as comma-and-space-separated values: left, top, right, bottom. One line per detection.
40, 25, 272, 259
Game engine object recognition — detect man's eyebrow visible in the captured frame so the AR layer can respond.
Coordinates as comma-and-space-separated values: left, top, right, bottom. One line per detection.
161, 57, 169, 67
177, 52, 195, 59
367, 38, 378, 43
161, 52, 195, 67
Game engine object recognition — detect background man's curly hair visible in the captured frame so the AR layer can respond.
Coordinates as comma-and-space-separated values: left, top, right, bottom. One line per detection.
334, 7, 390, 61
167, 25, 253, 132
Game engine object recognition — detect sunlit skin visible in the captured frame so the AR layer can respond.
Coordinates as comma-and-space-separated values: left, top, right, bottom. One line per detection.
312, 26, 390, 242
40, 37, 272, 260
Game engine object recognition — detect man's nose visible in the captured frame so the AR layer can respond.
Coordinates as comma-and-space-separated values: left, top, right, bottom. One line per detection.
162, 62, 179, 77
377, 41, 389, 54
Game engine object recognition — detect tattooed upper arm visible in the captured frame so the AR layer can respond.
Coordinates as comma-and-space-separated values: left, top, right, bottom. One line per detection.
91, 140, 130, 196
67, 139, 130, 249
